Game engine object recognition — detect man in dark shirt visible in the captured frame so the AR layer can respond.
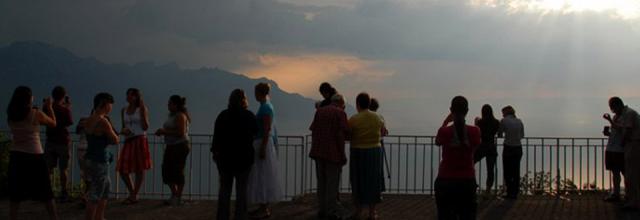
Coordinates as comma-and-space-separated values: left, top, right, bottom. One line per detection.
309, 94, 350, 219
44, 86, 73, 202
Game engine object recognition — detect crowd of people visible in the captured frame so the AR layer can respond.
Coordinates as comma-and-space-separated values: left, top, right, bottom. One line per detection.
5, 82, 640, 220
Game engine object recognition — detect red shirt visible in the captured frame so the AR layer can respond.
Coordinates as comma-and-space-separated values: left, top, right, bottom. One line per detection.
46, 103, 73, 145
436, 125, 481, 179
309, 105, 349, 165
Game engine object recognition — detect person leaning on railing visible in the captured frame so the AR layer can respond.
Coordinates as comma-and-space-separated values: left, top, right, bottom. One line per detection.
434, 96, 481, 220
497, 105, 524, 200
348, 92, 385, 220
117, 88, 152, 205
473, 104, 500, 196
7, 86, 59, 220
211, 89, 258, 220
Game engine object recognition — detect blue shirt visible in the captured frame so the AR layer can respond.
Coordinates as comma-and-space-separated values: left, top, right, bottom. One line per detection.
256, 101, 275, 140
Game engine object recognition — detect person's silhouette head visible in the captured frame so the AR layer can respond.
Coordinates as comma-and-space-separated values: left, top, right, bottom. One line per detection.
609, 97, 625, 114
502, 106, 516, 117
319, 82, 336, 100
356, 93, 371, 112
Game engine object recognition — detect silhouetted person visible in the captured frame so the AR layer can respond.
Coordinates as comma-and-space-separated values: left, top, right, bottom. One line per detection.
474, 104, 500, 195
498, 105, 524, 200
602, 104, 625, 202
212, 89, 258, 220
7, 86, 59, 220
309, 94, 349, 219
248, 83, 283, 218
606, 97, 640, 210
44, 86, 73, 202
434, 96, 481, 220
348, 93, 385, 219
155, 95, 191, 206
117, 88, 152, 204
84, 93, 119, 220
317, 82, 337, 108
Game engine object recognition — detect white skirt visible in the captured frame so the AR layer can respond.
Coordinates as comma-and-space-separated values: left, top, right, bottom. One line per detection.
247, 137, 284, 203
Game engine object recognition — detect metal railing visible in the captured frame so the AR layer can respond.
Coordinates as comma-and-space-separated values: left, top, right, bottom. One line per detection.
302, 135, 611, 196
1, 131, 612, 200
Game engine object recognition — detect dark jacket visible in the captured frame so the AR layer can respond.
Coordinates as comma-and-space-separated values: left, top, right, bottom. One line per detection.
212, 108, 258, 173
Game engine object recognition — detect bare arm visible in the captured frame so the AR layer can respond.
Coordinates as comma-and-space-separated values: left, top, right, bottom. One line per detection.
259, 115, 272, 159
36, 110, 56, 128
100, 118, 120, 144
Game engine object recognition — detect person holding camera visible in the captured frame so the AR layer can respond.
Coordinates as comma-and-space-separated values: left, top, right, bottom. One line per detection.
43, 86, 74, 202
606, 97, 640, 211
7, 86, 59, 220
603, 108, 625, 202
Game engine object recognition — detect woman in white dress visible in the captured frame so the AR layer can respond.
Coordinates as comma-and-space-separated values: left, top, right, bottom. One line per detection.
247, 82, 283, 218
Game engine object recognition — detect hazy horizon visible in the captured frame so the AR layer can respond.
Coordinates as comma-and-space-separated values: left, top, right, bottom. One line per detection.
2, 0, 640, 137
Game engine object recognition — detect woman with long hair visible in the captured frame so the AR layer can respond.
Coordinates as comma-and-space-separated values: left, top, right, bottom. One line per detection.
7, 86, 59, 220
117, 88, 152, 204
247, 83, 283, 218
434, 96, 481, 220
473, 104, 500, 195
212, 89, 258, 220
84, 93, 119, 220
155, 95, 191, 206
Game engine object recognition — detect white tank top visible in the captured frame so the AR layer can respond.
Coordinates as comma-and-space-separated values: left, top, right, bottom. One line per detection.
123, 107, 146, 137
9, 109, 43, 154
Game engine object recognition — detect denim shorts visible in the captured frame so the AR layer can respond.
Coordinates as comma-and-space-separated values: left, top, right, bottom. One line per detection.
85, 159, 111, 202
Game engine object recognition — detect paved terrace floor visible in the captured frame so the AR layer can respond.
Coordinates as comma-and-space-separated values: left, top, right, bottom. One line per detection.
2, 193, 640, 220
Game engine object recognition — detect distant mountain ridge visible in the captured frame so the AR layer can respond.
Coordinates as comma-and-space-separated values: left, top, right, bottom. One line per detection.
0, 41, 316, 135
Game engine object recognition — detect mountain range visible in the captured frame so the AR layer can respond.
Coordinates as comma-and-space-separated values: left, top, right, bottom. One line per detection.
0, 41, 320, 135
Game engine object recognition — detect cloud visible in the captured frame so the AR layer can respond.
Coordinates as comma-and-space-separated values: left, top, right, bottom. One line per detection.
237, 52, 394, 97
2, 0, 640, 136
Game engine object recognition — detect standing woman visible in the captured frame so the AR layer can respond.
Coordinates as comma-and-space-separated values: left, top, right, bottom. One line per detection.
473, 104, 500, 195
434, 96, 481, 220
247, 83, 284, 218
348, 93, 385, 220
212, 89, 258, 220
117, 88, 152, 204
498, 105, 525, 200
84, 93, 119, 220
155, 95, 191, 206
7, 86, 59, 220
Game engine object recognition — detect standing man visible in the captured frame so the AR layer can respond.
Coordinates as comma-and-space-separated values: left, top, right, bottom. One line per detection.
309, 94, 350, 219
498, 105, 524, 200
606, 97, 640, 210
44, 86, 74, 202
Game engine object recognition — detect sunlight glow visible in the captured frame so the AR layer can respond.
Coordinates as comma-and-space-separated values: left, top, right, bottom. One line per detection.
471, 0, 640, 20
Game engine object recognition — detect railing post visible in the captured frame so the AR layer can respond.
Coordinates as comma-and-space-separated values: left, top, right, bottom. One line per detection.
556, 138, 560, 198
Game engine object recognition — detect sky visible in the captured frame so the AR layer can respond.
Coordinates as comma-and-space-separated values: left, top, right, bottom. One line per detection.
2, 0, 640, 136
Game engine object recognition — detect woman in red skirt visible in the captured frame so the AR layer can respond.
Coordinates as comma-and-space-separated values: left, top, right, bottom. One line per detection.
117, 88, 152, 204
